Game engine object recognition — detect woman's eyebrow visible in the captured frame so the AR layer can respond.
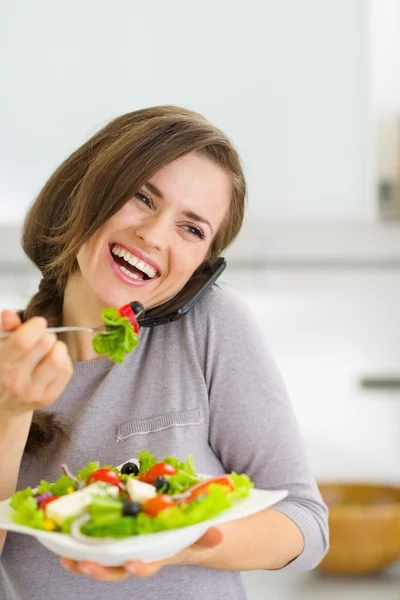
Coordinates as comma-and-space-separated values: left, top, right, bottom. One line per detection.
144, 181, 164, 199
144, 181, 214, 234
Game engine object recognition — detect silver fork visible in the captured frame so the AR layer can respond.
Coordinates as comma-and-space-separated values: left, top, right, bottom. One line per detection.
0, 303, 145, 339
0, 325, 114, 339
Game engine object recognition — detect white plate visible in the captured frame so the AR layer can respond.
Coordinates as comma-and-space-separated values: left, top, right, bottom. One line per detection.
0, 487, 288, 566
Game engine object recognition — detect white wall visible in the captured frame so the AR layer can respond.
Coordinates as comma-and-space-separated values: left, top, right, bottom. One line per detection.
0, 0, 370, 224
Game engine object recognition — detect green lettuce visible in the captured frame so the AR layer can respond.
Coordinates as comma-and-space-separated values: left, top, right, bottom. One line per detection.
81, 516, 137, 538
60, 515, 76, 534
227, 472, 254, 500
36, 474, 78, 496
34, 480, 51, 494
80, 486, 232, 538
136, 450, 158, 474
10, 489, 45, 530
163, 455, 202, 494
51, 475, 78, 495
92, 307, 138, 363
89, 495, 123, 520
77, 461, 100, 482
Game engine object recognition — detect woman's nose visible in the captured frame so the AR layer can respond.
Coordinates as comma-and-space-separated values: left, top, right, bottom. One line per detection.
135, 215, 171, 251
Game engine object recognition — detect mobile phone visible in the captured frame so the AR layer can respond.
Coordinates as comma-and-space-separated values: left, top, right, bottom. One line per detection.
138, 257, 226, 327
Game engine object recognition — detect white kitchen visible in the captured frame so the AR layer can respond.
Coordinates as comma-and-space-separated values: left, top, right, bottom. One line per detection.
1, 1, 400, 599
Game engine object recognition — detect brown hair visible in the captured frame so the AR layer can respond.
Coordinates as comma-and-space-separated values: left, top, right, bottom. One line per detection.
22, 105, 247, 457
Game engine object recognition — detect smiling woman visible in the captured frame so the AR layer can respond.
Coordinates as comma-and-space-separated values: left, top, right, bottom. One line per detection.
0, 106, 328, 600
75, 151, 231, 314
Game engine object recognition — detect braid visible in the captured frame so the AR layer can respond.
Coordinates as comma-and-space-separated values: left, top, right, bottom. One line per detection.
23, 277, 63, 326
22, 278, 70, 457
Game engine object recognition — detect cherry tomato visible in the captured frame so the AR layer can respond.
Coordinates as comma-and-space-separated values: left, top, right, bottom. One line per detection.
87, 468, 121, 487
140, 463, 177, 484
39, 496, 59, 511
187, 476, 234, 502
118, 304, 140, 333
143, 494, 175, 517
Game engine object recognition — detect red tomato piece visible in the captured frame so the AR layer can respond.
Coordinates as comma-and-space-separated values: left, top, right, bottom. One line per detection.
118, 304, 139, 333
187, 476, 234, 502
143, 494, 175, 517
39, 496, 59, 511
87, 468, 121, 487
141, 463, 177, 484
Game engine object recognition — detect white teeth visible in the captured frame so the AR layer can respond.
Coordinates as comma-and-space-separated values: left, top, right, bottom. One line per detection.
119, 265, 142, 280
112, 244, 157, 279
128, 256, 157, 278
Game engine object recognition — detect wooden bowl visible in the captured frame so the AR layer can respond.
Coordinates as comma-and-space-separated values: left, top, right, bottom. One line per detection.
317, 482, 400, 575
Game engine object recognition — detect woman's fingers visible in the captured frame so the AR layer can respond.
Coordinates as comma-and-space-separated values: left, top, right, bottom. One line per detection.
0, 316, 48, 366
0, 312, 73, 414
125, 527, 225, 576
28, 341, 73, 407
61, 559, 132, 581
1, 309, 22, 332
60, 528, 224, 581
15, 333, 58, 380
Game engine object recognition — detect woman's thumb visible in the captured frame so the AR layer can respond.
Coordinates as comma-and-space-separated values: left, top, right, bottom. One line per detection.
1, 310, 22, 332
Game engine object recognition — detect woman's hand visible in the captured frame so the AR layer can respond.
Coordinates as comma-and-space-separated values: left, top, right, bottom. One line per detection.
0, 310, 73, 416
60, 527, 223, 581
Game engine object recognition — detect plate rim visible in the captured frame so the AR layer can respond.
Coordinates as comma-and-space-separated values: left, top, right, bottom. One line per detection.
0, 487, 288, 552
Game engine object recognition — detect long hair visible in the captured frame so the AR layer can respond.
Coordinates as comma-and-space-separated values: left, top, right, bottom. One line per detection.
22, 105, 247, 457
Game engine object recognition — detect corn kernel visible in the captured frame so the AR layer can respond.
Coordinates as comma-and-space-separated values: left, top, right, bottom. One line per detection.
67, 487, 75, 494
43, 518, 57, 531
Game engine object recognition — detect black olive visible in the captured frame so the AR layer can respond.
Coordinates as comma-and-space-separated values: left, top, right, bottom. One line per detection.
122, 500, 142, 517
129, 301, 144, 317
153, 476, 169, 492
120, 462, 139, 476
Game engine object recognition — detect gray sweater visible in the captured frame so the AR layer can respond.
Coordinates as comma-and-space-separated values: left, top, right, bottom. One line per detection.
0, 284, 328, 600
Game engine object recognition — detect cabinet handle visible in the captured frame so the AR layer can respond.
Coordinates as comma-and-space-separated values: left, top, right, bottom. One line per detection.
359, 376, 400, 389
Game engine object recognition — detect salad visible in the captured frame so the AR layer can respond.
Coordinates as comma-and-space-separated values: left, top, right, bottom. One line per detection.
9, 452, 253, 541
92, 301, 143, 363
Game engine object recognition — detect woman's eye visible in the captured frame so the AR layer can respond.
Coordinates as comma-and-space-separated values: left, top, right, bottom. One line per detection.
135, 192, 152, 208
182, 224, 205, 239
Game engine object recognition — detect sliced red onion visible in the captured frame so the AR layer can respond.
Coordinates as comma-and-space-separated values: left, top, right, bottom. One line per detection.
69, 514, 112, 545
61, 464, 79, 486
34, 491, 52, 505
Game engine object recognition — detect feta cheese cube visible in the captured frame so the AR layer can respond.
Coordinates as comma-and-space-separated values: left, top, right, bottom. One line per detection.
126, 478, 157, 504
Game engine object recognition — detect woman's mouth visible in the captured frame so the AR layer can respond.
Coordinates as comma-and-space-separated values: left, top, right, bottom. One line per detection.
109, 244, 160, 282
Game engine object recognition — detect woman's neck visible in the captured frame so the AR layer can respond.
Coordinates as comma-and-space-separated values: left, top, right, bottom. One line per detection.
61, 273, 105, 362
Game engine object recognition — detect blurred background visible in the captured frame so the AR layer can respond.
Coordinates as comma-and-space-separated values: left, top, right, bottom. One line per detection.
1, 0, 400, 598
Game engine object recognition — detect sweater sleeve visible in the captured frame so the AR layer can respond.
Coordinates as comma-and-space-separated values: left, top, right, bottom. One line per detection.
196, 284, 329, 571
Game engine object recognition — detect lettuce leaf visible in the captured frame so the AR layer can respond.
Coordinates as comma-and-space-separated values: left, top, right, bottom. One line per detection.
89, 495, 123, 520
92, 307, 139, 363
77, 461, 100, 482
81, 516, 137, 538
50, 474, 78, 496
35, 480, 51, 494
163, 454, 196, 475
9, 489, 45, 530
10, 488, 34, 511
35, 473, 77, 496
228, 472, 254, 500
60, 515, 76, 534
166, 470, 202, 495
135, 485, 232, 534
136, 450, 157, 474
80, 486, 231, 538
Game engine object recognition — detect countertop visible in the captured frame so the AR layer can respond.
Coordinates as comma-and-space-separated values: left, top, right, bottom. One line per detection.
242, 565, 400, 600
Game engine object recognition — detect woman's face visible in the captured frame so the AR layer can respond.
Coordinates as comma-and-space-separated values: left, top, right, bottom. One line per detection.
76, 152, 231, 311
